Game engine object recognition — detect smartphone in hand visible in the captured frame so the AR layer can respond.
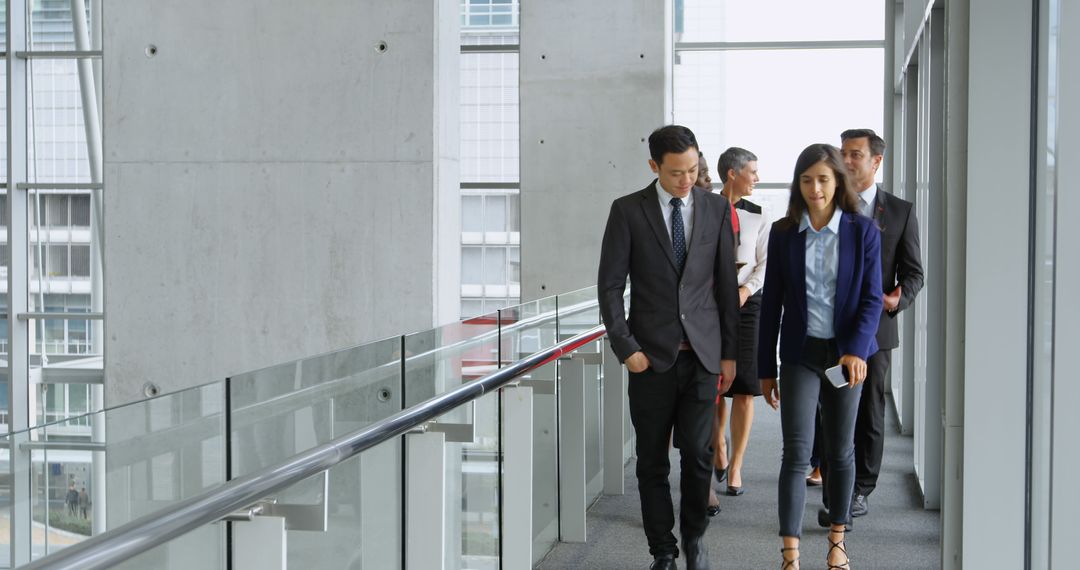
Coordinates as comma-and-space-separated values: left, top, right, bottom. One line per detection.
824, 364, 849, 388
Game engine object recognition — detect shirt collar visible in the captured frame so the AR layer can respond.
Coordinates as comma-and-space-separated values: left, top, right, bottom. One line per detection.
799, 207, 843, 235
858, 183, 877, 207
656, 180, 692, 208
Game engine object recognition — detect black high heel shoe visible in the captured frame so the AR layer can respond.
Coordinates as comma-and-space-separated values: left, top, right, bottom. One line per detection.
714, 465, 727, 484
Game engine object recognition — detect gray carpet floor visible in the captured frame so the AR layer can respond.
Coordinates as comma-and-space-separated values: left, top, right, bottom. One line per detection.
537, 396, 941, 569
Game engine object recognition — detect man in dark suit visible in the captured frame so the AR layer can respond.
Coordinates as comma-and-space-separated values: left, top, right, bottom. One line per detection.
598, 125, 740, 570
836, 128, 924, 518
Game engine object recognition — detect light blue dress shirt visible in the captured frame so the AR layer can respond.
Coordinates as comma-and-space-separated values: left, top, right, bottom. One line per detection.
656, 182, 693, 249
800, 208, 843, 339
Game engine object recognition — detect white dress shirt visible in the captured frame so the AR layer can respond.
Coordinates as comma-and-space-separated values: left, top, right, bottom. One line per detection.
857, 183, 878, 219
732, 199, 770, 295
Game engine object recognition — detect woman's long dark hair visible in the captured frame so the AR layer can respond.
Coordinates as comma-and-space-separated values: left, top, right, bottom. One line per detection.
781, 143, 860, 227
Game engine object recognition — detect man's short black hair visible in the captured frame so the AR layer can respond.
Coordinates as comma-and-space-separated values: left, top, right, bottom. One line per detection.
840, 128, 886, 156
648, 125, 698, 164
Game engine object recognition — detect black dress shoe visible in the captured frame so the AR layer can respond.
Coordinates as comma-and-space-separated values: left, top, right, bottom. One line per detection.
851, 493, 868, 517
817, 507, 853, 531
706, 503, 720, 517
714, 466, 727, 484
683, 536, 710, 570
649, 553, 677, 570
725, 485, 744, 496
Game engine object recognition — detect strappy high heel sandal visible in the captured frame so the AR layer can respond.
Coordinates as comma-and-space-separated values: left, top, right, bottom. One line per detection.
827, 530, 850, 569
780, 546, 799, 570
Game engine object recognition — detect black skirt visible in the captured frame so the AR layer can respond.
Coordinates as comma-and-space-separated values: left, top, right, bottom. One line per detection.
722, 293, 762, 397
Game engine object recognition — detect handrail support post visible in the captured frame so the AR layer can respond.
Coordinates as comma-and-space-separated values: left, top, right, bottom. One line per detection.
232, 513, 286, 570
603, 338, 627, 495
502, 385, 534, 567
406, 431, 446, 569
558, 357, 587, 542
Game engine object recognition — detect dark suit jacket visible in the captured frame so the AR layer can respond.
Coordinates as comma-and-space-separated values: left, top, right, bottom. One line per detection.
868, 186, 925, 350
597, 182, 740, 375
757, 212, 884, 379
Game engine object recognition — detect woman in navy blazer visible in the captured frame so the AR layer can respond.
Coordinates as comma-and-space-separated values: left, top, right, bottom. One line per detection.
758, 144, 882, 570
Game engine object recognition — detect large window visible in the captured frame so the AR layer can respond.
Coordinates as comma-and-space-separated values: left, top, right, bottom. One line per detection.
459, 1, 520, 319
674, 0, 885, 216
0, 0, 105, 555
3, 0, 103, 420
460, 0, 518, 29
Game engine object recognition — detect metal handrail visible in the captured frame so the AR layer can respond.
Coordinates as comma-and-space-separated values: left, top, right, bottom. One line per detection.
24, 324, 607, 570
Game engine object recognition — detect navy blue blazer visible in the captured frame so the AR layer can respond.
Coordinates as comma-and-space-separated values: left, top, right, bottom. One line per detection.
757, 211, 884, 379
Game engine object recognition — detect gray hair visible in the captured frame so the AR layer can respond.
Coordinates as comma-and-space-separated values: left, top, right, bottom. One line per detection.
717, 147, 758, 183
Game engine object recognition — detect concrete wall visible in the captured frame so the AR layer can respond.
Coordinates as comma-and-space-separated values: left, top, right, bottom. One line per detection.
519, 0, 672, 300
103, 0, 459, 405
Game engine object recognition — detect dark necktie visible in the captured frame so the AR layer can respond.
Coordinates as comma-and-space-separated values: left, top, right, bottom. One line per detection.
670, 197, 686, 271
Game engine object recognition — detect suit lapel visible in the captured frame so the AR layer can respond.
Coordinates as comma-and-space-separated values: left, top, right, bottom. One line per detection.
873, 185, 887, 231
687, 186, 709, 258
790, 227, 808, 321
835, 213, 855, 321
640, 182, 679, 272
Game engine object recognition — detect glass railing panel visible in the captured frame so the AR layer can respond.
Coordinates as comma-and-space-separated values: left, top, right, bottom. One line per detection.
457, 388, 500, 570
103, 382, 226, 527
107, 525, 225, 570
498, 296, 558, 564
28, 421, 96, 560
404, 312, 498, 407
557, 286, 605, 502
229, 335, 402, 469
404, 312, 501, 569
229, 336, 403, 569
556, 285, 600, 337
1, 380, 229, 567
237, 440, 401, 570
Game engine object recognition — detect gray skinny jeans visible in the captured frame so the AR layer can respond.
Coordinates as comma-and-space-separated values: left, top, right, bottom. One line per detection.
777, 338, 863, 538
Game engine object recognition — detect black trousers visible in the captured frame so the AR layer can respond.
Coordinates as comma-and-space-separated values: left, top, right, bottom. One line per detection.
821, 349, 892, 506
854, 349, 891, 495
628, 350, 717, 558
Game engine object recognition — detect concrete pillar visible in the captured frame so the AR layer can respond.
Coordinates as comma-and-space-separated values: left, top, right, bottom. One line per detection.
103, 0, 460, 405
1050, 5, 1080, 566
960, 1, 1033, 567
941, 0, 969, 566
519, 0, 672, 299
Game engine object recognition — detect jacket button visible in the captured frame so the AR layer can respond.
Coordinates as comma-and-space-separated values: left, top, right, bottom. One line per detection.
680, 314, 686, 320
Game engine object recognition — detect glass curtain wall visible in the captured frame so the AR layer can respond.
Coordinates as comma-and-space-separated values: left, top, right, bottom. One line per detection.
2, 0, 104, 563
673, 0, 885, 215
460, 0, 520, 319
